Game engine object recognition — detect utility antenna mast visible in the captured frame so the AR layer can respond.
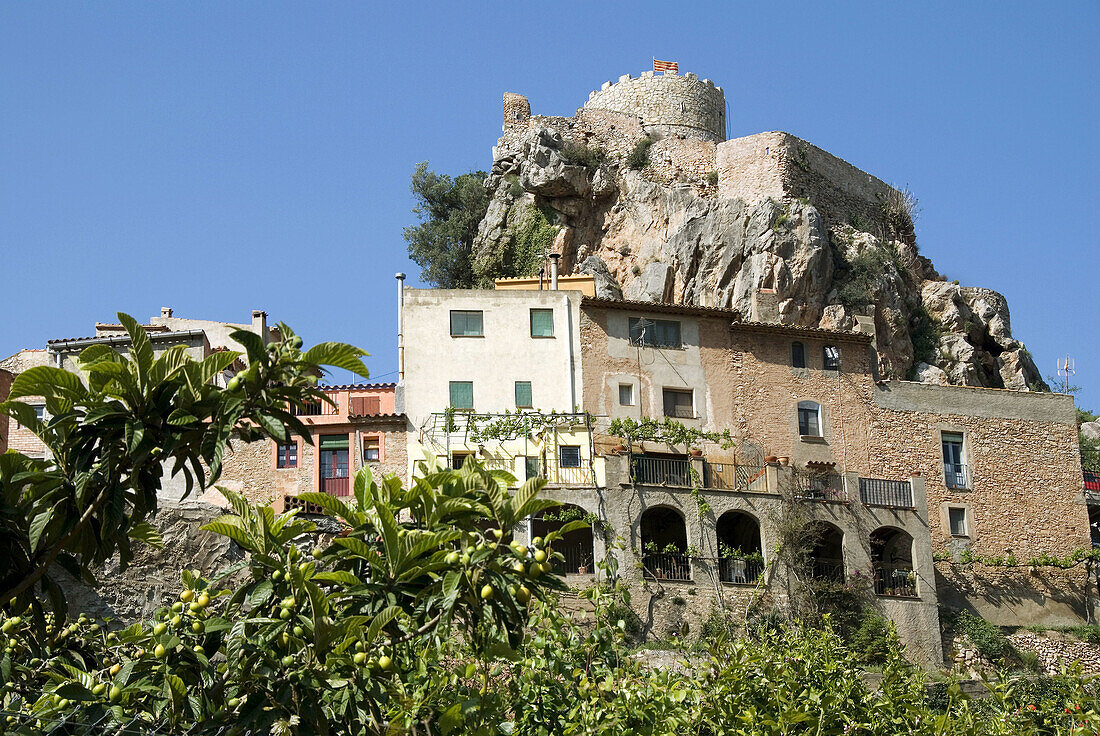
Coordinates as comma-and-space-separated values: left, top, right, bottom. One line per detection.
1056, 355, 1076, 394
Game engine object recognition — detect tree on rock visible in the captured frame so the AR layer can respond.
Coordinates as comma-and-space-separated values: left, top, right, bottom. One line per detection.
404, 162, 489, 288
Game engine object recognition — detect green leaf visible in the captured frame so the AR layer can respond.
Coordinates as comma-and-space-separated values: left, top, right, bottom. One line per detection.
199, 520, 253, 549
303, 342, 370, 379
312, 571, 362, 586
296, 492, 352, 520
28, 507, 55, 553
118, 312, 155, 375
128, 521, 164, 549
366, 606, 402, 644
9, 366, 87, 400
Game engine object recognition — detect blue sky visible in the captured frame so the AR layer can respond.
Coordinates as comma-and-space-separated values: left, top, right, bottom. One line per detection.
2, 2, 1097, 405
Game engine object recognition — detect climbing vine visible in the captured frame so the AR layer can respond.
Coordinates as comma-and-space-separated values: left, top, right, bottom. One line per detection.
443, 409, 590, 444
608, 416, 737, 450
933, 547, 1100, 570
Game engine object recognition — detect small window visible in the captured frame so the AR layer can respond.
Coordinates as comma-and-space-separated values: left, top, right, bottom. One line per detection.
791, 342, 806, 369
797, 401, 821, 437
451, 452, 472, 470
942, 432, 967, 488
525, 456, 539, 480
33, 405, 46, 422
618, 383, 635, 406
530, 309, 554, 337
559, 446, 581, 468
823, 345, 840, 371
362, 437, 380, 463
515, 381, 533, 408
663, 388, 694, 419
948, 507, 968, 536
449, 381, 474, 410
450, 310, 484, 337
629, 317, 682, 349
276, 442, 297, 468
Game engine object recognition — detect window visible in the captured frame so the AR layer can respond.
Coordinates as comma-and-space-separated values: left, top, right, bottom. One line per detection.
33, 405, 46, 422
942, 432, 967, 488
276, 442, 297, 468
791, 342, 806, 369
798, 401, 821, 437
629, 317, 682, 349
451, 452, 472, 470
530, 309, 554, 337
362, 437, 380, 463
515, 381, 533, 408
450, 310, 483, 337
948, 507, 968, 536
823, 345, 840, 371
349, 396, 380, 416
559, 446, 581, 468
663, 388, 694, 418
618, 383, 635, 406
525, 456, 539, 480
319, 435, 350, 494
449, 381, 474, 410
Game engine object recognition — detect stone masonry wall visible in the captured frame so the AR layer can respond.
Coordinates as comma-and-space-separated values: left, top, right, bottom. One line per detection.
0, 349, 50, 458
718, 131, 899, 230
0, 368, 11, 453
583, 71, 726, 142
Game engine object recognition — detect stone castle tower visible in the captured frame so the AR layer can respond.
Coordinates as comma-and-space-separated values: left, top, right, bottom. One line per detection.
503, 69, 726, 142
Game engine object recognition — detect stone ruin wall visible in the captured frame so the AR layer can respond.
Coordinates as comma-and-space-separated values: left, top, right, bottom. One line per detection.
718, 131, 901, 230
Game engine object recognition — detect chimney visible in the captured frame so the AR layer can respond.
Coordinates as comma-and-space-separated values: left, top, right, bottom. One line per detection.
549, 253, 560, 290
251, 310, 267, 343
396, 273, 406, 382
161, 307, 173, 318
750, 288, 779, 324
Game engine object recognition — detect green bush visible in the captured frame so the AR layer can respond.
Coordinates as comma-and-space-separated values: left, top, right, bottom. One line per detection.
833, 245, 898, 309
943, 608, 1012, 661
626, 137, 654, 169
561, 142, 608, 170
847, 609, 900, 666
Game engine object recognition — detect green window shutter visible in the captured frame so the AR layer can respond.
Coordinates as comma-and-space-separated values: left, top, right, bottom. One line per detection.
450, 310, 483, 336
449, 381, 474, 409
530, 309, 554, 337
319, 434, 349, 450
515, 381, 532, 408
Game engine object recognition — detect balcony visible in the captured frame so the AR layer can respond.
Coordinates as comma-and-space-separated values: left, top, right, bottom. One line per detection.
540, 457, 594, 487
292, 399, 338, 417
631, 455, 692, 487
705, 462, 767, 492
874, 564, 918, 598
641, 553, 692, 581
858, 478, 914, 508
811, 559, 846, 582
944, 463, 970, 490
717, 557, 765, 585
794, 473, 847, 503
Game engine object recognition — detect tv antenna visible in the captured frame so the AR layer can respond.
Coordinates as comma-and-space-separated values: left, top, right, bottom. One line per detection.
1056, 355, 1076, 394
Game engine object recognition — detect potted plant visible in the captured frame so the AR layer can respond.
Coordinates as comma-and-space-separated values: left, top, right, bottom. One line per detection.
689, 448, 703, 457
720, 543, 748, 582
764, 455, 778, 464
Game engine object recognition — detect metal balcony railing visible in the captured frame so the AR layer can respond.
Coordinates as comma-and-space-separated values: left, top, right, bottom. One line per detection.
293, 400, 337, 416
642, 553, 692, 581
705, 462, 767, 492
795, 473, 847, 502
541, 457, 594, 486
874, 564, 918, 598
320, 475, 350, 497
718, 557, 765, 585
859, 478, 915, 508
549, 541, 594, 575
632, 456, 692, 487
944, 463, 970, 490
810, 559, 845, 583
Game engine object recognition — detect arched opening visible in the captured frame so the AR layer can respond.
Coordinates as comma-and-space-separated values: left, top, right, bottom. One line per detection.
530, 504, 595, 575
640, 506, 690, 581
716, 511, 763, 584
870, 527, 916, 597
810, 524, 845, 582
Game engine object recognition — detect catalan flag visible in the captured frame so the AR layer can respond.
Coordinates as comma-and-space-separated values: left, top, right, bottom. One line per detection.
653, 59, 678, 74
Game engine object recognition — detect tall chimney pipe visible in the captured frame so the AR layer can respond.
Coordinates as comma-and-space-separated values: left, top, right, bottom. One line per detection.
549, 253, 560, 290
396, 273, 406, 382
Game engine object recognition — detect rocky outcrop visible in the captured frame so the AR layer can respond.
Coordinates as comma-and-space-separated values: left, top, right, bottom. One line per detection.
475, 116, 1046, 390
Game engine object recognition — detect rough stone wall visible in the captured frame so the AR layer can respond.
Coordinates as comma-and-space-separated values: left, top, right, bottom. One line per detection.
57, 501, 246, 622
717, 131, 899, 230
583, 71, 726, 142
1009, 631, 1100, 675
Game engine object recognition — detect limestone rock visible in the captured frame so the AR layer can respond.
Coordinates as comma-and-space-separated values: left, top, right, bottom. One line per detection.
476, 117, 1045, 391
1081, 421, 1100, 442
577, 256, 623, 300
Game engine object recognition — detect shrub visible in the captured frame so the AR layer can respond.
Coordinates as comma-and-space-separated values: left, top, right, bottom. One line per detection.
943, 608, 1012, 660
847, 609, 900, 665
626, 137, 654, 169
561, 142, 608, 170
705, 170, 719, 186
